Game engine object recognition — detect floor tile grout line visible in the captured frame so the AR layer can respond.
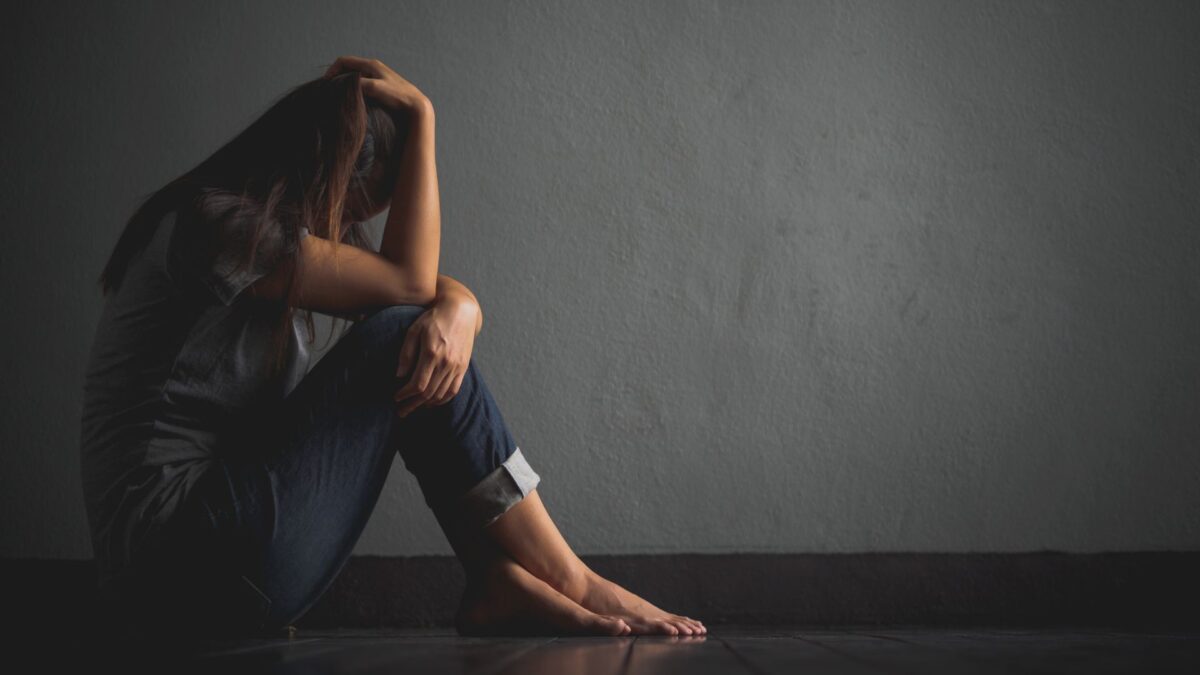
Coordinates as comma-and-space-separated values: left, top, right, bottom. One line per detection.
477, 636, 558, 675
716, 635, 775, 675
849, 631, 1045, 675
616, 635, 637, 675
790, 634, 911, 675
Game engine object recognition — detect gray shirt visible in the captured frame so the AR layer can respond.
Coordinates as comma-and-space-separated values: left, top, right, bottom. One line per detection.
80, 205, 313, 591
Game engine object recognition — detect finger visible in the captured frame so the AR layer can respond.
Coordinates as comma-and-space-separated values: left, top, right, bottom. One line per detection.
393, 373, 420, 404
436, 369, 466, 405
394, 355, 438, 402
323, 55, 380, 79
437, 366, 467, 405
360, 77, 382, 99
327, 55, 378, 77
426, 367, 458, 406
396, 366, 440, 415
323, 56, 352, 78
395, 394, 425, 419
395, 379, 435, 416
399, 366, 446, 413
412, 357, 439, 396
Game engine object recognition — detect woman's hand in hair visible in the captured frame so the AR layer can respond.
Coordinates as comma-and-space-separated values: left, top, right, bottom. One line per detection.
323, 55, 432, 114
392, 296, 480, 418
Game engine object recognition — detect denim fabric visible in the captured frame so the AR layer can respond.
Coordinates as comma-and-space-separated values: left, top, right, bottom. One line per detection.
108, 304, 540, 638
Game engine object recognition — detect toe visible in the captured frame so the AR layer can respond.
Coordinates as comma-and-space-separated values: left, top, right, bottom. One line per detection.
596, 616, 628, 636
664, 614, 692, 634
623, 619, 656, 635
656, 619, 679, 635
610, 617, 632, 636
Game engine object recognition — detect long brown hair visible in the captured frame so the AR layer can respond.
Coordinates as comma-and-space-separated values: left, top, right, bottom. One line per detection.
97, 70, 409, 378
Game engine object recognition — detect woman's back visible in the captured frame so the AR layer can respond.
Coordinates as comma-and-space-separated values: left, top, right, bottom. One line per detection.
79, 205, 312, 593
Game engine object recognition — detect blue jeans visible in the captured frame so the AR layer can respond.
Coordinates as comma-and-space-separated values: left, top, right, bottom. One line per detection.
109, 304, 541, 638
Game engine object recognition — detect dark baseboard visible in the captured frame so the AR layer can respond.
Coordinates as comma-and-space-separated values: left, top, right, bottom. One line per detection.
6, 552, 1198, 631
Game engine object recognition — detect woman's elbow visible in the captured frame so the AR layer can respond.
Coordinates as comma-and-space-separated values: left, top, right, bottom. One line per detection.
390, 281, 438, 308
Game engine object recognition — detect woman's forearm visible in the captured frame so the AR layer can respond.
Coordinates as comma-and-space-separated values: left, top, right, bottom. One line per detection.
379, 99, 440, 301
435, 273, 483, 336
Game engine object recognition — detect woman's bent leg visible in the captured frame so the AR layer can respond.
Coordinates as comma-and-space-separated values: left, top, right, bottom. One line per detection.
390, 352, 541, 577
124, 304, 537, 637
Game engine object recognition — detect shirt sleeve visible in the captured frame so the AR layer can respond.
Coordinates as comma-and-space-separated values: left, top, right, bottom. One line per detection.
169, 206, 310, 306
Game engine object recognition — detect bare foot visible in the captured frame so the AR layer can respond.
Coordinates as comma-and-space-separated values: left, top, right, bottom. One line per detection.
560, 568, 707, 636
455, 554, 633, 637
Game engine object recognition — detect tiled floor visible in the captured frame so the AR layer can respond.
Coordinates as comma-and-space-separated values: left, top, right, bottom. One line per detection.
66, 625, 1200, 674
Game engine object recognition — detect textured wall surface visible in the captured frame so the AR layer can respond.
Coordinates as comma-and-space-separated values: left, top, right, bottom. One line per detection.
2, 0, 1197, 559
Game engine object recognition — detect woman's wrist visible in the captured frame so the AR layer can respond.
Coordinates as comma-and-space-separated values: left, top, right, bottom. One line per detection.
404, 95, 434, 121
433, 288, 481, 334
435, 288, 475, 312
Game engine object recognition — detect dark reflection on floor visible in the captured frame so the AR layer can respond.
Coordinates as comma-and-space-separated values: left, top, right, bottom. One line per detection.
58, 625, 1200, 674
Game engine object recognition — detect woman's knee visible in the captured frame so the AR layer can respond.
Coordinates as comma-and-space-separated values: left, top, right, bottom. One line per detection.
355, 304, 429, 345
369, 303, 428, 326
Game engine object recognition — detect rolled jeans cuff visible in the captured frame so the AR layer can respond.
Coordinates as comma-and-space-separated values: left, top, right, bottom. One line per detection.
459, 446, 541, 530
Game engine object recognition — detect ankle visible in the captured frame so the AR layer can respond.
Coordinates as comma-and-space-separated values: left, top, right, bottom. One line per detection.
547, 560, 592, 604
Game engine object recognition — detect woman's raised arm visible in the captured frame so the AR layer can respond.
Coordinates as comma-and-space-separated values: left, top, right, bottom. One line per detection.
378, 99, 439, 300
323, 56, 442, 301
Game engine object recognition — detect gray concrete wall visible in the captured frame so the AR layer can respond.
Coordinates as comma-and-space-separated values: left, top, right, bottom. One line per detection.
2, 0, 1197, 559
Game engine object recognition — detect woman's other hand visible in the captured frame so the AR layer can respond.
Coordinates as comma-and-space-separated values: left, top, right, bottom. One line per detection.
393, 297, 480, 417
323, 55, 431, 113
